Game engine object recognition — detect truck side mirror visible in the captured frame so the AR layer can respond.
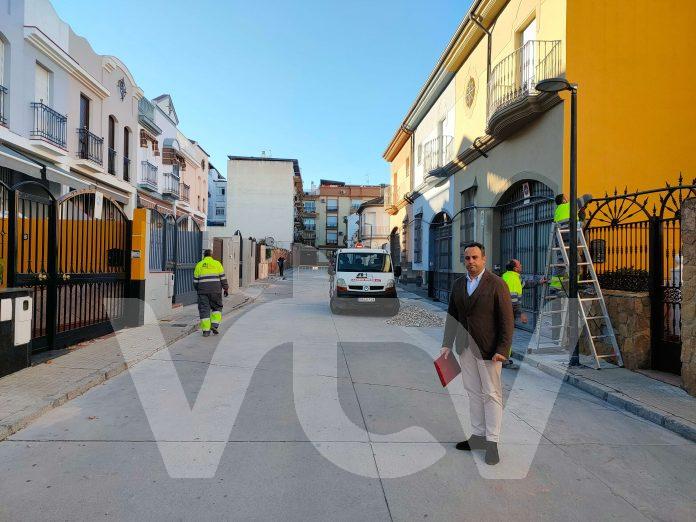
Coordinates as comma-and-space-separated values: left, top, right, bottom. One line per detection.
394, 266, 402, 278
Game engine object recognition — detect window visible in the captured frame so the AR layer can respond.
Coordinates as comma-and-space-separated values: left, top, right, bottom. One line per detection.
417, 143, 422, 165
303, 217, 316, 230
35, 63, 51, 105
201, 160, 206, 170
326, 215, 338, 228
326, 198, 338, 211
413, 212, 423, 263
303, 200, 316, 212
215, 206, 225, 216
337, 252, 392, 273
0, 39, 5, 87
79, 94, 89, 129
108, 116, 116, 175
217, 186, 225, 195
351, 199, 362, 210
123, 127, 130, 181
459, 187, 476, 261
326, 231, 338, 245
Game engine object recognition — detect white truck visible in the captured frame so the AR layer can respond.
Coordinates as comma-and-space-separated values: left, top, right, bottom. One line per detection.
328, 247, 401, 315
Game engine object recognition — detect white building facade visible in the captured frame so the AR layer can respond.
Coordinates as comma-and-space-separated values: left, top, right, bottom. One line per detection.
207, 164, 226, 227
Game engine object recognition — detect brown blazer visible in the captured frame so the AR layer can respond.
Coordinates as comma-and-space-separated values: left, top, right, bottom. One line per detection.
442, 270, 514, 360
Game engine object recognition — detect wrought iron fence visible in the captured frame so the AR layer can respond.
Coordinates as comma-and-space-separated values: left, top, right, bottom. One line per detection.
162, 172, 180, 198
488, 40, 562, 119
584, 175, 696, 374
180, 183, 190, 202
31, 102, 67, 149
77, 128, 104, 165
0, 85, 7, 125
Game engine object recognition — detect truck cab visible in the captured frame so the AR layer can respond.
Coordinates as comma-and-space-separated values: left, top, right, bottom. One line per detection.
328, 247, 401, 315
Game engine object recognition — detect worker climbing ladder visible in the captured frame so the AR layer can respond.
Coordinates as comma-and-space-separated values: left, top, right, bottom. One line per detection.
530, 222, 624, 369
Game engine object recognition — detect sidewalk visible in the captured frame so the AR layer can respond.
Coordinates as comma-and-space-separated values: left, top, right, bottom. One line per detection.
397, 283, 696, 442
0, 284, 267, 441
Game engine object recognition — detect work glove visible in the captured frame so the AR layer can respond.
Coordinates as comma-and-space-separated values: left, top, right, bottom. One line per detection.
224, 289, 229, 297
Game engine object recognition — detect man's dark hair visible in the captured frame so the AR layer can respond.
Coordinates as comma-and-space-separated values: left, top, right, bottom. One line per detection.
554, 194, 565, 205
203, 249, 212, 257
505, 259, 517, 271
463, 242, 485, 256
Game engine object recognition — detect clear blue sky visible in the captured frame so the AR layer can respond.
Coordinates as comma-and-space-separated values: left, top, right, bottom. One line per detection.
52, 0, 467, 188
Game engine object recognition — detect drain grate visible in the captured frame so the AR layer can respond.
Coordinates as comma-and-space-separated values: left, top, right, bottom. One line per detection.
171, 323, 189, 327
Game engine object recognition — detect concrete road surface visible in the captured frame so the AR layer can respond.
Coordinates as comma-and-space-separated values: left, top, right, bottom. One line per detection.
0, 271, 694, 521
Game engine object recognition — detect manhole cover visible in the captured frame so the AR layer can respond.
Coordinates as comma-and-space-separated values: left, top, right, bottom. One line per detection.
171, 323, 188, 327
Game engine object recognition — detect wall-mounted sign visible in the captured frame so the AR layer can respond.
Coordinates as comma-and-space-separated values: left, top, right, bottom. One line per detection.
131, 250, 141, 259
522, 182, 531, 203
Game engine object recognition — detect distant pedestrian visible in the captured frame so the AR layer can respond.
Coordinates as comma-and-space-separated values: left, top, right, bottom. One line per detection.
193, 249, 229, 337
277, 256, 285, 278
440, 242, 514, 465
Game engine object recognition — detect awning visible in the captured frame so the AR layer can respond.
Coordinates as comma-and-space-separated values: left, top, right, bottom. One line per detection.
0, 144, 43, 178
92, 182, 132, 205
45, 164, 90, 190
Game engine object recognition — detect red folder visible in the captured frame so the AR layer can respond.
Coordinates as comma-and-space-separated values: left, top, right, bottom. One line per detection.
434, 352, 461, 387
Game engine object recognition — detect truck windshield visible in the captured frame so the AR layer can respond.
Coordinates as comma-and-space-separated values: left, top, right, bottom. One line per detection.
337, 252, 392, 273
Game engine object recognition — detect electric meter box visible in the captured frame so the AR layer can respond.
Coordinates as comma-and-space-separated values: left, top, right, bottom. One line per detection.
0, 288, 32, 378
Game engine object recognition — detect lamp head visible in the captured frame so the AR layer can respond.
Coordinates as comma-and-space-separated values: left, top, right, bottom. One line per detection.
536, 78, 574, 93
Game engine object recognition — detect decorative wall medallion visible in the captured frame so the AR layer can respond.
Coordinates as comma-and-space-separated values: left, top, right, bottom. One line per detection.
117, 78, 127, 101
465, 78, 476, 108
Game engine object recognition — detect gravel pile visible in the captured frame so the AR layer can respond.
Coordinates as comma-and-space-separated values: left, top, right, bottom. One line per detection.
385, 304, 445, 327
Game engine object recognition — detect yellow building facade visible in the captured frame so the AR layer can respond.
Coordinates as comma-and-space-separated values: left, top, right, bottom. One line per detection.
384, 0, 695, 309
384, 132, 413, 271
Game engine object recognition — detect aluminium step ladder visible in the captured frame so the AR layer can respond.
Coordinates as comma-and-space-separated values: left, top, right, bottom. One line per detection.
530, 222, 624, 369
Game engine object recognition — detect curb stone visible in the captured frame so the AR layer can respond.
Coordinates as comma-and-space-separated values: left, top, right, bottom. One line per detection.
511, 351, 696, 443
0, 289, 262, 442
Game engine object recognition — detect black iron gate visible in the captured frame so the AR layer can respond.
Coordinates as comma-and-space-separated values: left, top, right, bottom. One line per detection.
389, 228, 401, 268
173, 216, 201, 304
4, 182, 131, 352
429, 212, 453, 303
498, 180, 554, 331
584, 176, 696, 374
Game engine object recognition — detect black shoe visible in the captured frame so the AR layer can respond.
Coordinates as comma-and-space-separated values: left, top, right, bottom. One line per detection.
211, 327, 219, 335
455, 435, 485, 451
202, 331, 211, 338
485, 442, 500, 465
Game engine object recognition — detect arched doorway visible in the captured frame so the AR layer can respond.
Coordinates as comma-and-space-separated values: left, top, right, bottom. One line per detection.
389, 227, 401, 268
429, 211, 452, 302
497, 179, 554, 330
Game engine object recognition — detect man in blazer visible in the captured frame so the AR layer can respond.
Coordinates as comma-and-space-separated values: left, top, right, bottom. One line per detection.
440, 242, 514, 465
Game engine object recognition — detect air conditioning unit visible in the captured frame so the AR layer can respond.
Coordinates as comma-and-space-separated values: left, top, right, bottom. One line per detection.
338, 231, 344, 236
320, 198, 326, 203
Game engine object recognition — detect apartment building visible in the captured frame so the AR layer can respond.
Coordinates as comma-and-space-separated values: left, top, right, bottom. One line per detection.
383, 0, 696, 306
0, 0, 138, 211
207, 163, 226, 227
303, 180, 383, 256
356, 197, 390, 249
213, 156, 303, 251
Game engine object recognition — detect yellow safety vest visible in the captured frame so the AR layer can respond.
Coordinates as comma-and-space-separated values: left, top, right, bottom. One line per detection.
193, 257, 228, 293
554, 202, 570, 222
502, 271, 522, 297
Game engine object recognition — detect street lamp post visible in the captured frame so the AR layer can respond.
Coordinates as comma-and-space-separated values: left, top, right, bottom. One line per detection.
536, 78, 580, 366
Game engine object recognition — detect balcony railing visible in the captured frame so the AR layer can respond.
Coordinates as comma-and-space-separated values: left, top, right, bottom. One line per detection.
108, 147, 117, 175
139, 160, 158, 191
423, 135, 454, 174
180, 183, 190, 202
162, 172, 180, 198
0, 85, 7, 126
30, 102, 67, 149
360, 225, 391, 238
77, 128, 104, 165
123, 157, 131, 181
326, 202, 338, 212
303, 223, 316, 231
488, 40, 562, 119
326, 222, 338, 229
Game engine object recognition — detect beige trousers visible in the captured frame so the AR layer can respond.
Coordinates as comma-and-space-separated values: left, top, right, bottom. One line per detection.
459, 348, 503, 443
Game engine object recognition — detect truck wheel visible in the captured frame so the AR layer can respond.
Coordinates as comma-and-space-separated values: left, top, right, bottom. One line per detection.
330, 299, 341, 315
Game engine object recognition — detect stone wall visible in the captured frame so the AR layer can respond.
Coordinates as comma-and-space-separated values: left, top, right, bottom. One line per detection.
681, 199, 696, 395
582, 290, 652, 369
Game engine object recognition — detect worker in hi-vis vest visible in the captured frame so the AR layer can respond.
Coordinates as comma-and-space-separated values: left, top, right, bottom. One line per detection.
193, 249, 229, 337
502, 259, 546, 368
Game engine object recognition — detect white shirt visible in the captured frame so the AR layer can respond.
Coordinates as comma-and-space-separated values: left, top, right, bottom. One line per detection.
466, 268, 485, 295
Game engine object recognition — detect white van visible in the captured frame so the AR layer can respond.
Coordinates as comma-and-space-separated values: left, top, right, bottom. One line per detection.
328, 247, 401, 315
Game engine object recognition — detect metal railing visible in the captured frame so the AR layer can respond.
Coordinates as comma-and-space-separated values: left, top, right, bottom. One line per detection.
488, 40, 562, 118
77, 128, 104, 165
162, 172, 180, 198
360, 224, 391, 238
30, 102, 67, 149
0, 85, 7, 125
108, 148, 117, 175
123, 157, 130, 181
138, 97, 158, 129
180, 183, 190, 202
139, 160, 158, 190
326, 222, 338, 229
423, 135, 454, 174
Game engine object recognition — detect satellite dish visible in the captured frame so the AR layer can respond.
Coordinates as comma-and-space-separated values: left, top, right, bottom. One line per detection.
265, 236, 276, 247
